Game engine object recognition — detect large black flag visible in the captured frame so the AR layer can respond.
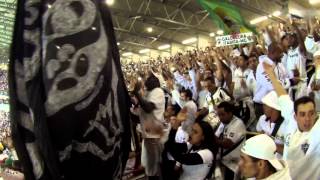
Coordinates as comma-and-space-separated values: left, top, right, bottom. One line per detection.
9, 0, 131, 179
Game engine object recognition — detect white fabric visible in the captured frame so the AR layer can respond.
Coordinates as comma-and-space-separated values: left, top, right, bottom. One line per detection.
245, 70, 257, 97
215, 116, 246, 143
286, 46, 308, 99
198, 89, 209, 109
203, 87, 231, 113
261, 91, 281, 110
171, 89, 182, 107
313, 50, 320, 57
256, 115, 286, 159
241, 134, 284, 171
305, 36, 320, 55
175, 126, 189, 143
215, 116, 246, 172
256, 115, 286, 145
278, 95, 320, 179
281, 53, 288, 70
253, 55, 290, 103
146, 88, 165, 122
232, 68, 251, 100
181, 100, 197, 134
307, 74, 320, 113
179, 149, 213, 180
131, 87, 165, 138
174, 69, 198, 100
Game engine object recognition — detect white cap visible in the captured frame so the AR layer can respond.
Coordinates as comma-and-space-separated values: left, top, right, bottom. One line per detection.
241, 134, 284, 171
261, 91, 280, 111
313, 50, 320, 57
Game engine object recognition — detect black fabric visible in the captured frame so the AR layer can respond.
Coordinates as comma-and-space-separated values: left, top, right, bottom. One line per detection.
271, 116, 284, 137
222, 138, 244, 157
234, 101, 250, 124
9, 1, 131, 179
167, 130, 204, 165
254, 102, 264, 120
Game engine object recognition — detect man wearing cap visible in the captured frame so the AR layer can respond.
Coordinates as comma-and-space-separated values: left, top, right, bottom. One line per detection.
256, 91, 287, 157
263, 62, 320, 179
239, 134, 291, 180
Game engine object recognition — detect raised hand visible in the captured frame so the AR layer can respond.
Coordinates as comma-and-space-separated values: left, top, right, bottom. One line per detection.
262, 62, 276, 80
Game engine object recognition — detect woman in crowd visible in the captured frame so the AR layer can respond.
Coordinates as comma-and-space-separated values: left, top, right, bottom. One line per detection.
166, 119, 215, 180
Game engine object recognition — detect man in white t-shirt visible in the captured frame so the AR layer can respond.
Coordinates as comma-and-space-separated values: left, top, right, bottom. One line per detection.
254, 43, 290, 118
131, 74, 166, 180
246, 56, 258, 97
263, 62, 320, 179
199, 77, 232, 114
233, 54, 251, 101
197, 77, 232, 128
175, 89, 197, 143
214, 102, 246, 179
285, 33, 308, 100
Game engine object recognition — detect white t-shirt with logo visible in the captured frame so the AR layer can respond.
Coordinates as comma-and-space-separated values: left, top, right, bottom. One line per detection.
278, 95, 320, 179
180, 149, 213, 180
253, 55, 290, 103
215, 116, 246, 172
203, 87, 231, 113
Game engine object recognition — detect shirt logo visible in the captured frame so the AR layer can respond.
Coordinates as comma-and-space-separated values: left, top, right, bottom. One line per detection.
301, 142, 310, 154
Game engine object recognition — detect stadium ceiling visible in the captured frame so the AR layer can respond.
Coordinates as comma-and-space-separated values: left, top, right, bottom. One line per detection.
110, 0, 290, 55
0, 0, 316, 56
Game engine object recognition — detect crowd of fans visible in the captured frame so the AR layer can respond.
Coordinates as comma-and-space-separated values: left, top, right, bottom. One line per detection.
0, 69, 9, 143
124, 17, 320, 180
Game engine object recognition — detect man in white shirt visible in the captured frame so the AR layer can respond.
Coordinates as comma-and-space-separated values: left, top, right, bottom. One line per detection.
263, 62, 320, 179
285, 33, 308, 100
173, 68, 198, 100
214, 102, 246, 179
239, 134, 291, 180
246, 55, 258, 97
254, 42, 290, 118
232, 54, 251, 101
131, 74, 166, 180
197, 77, 232, 128
175, 89, 197, 143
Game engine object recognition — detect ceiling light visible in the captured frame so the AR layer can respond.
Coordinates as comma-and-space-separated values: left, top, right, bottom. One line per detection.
217, 30, 224, 35
117, 42, 120, 46
158, 44, 171, 50
106, 0, 114, 5
139, 49, 150, 54
147, 27, 153, 33
123, 52, 133, 57
309, 0, 320, 5
182, 37, 197, 44
209, 32, 215, 37
272, 11, 281, 17
250, 16, 268, 24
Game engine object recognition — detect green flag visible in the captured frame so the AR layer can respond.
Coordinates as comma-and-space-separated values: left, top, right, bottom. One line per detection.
197, 0, 257, 34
